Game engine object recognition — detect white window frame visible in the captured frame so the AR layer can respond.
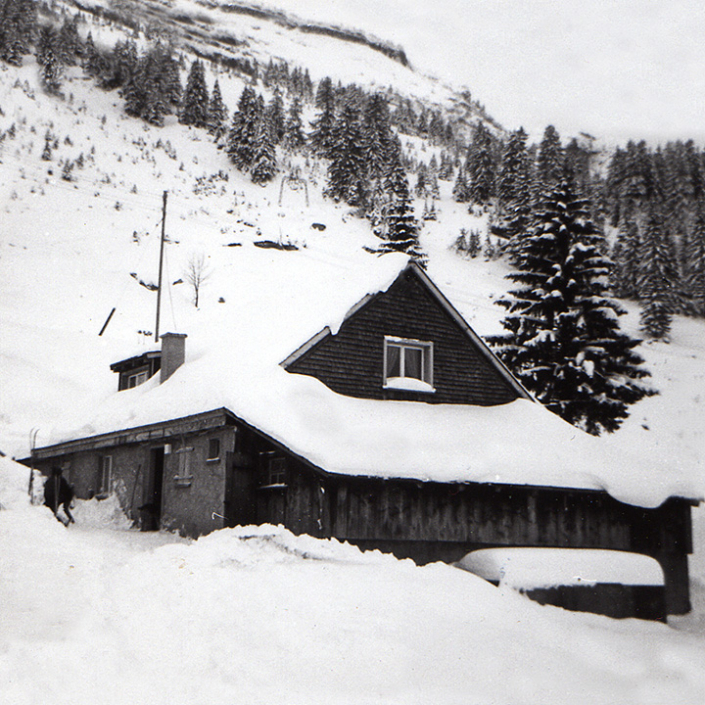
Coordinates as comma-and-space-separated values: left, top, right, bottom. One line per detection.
127, 371, 148, 388
383, 336, 434, 391
99, 455, 112, 497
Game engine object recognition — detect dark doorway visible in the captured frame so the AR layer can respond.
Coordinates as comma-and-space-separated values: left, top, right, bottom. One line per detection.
141, 447, 165, 531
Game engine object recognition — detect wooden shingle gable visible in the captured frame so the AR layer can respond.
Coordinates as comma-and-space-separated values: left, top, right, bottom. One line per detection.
282, 262, 531, 405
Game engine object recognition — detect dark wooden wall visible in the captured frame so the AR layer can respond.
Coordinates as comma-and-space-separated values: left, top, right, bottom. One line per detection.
286, 268, 519, 405
275, 467, 693, 615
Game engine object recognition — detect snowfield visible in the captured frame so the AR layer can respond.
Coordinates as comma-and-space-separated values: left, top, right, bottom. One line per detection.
2, 457, 705, 705
1, 1, 705, 702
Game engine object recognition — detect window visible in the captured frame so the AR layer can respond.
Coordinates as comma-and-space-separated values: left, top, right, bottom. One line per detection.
174, 446, 194, 483
99, 456, 112, 497
383, 336, 434, 391
259, 451, 287, 487
127, 371, 148, 389
207, 438, 221, 461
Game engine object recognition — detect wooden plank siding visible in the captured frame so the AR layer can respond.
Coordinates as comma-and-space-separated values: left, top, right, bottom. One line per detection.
274, 466, 693, 614
285, 267, 519, 405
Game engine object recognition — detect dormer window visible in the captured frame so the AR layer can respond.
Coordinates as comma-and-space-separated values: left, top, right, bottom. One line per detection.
383, 336, 434, 392
110, 351, 161, 391
127, 371, 148, 389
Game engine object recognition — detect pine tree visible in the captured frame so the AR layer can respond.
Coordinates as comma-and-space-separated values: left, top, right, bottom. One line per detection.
283, 96, 306, 152
438, 151, 454, 181
0, 0, 37, 66
325, 100, 366, 206
56, 15, 81, 67
638, 208, 677, 338
35, 23, 56, 69
207, 78, 228, 136
414, 163, 428, 199
467, 229, 481, 258
537, 125, 563, 188
497, 128, 531, 208
466, 122, 496, 205
250, 115, 277, 185
82, 31, 105, 79
120, 45, 178, 126
265, 88, 285, 144
105, 39, 138, 90
180, 59, 209, 128
452, 167, 471, 203
496, 127, 532, 244
227, 85, 261, 171
489, 177, 652, 434
361, 93, 394, 184
40, 46, 63, 95
685, 206, 705, 315
611, 214, 641, 298
309, 76, 336, 158
372, 150, 427, 265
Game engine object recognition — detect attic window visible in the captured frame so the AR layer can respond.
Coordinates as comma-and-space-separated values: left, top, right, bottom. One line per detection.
127, 371, 148, 389
383, 336, 434, 392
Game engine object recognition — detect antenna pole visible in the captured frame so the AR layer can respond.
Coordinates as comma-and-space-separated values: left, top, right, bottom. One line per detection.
155, 190, 168, 343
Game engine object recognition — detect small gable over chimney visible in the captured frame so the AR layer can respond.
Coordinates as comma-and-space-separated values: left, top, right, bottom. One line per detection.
160, 333, 187, 383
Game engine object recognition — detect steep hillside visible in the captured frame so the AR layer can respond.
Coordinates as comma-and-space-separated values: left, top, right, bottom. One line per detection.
1, 4, 705, 702
62, 0, 500, 137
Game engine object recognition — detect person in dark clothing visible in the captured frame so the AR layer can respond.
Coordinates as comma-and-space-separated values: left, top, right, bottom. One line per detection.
44, 466, 75, 525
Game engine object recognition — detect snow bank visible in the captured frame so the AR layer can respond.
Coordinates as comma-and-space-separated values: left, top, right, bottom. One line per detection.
458, 548, 665, 588
71, 494, 134, 531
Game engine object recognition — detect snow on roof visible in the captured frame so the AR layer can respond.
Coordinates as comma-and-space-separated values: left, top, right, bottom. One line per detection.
457, 548, 665, 588
45, 249, 700, 509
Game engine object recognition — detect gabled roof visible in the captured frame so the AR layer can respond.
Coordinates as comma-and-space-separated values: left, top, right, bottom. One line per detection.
109, 350, 161, 373
280, 261, 531, 401
35, 255, 700, 508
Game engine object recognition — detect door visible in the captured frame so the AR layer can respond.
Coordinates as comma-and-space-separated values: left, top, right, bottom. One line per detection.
141, 447, 165, 531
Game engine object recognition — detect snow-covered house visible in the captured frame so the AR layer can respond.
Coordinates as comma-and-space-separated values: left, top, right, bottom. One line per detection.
27, 258, 696, 617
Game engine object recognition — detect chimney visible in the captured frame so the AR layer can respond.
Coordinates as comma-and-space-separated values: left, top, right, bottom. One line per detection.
160, 333, 187, 383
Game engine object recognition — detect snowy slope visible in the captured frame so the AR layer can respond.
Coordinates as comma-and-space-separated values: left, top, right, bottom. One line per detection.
2, 456, 705, 705
1, 3, 705, 702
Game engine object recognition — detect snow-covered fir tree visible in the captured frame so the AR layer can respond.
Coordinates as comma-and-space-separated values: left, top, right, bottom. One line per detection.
638, 207, 677, 339
266, 88, 286, 145
179, 59, 209, 128
489, 177, 652, 434
40, 46, 63, 95
372, 150, 426, 265
466, 122, 496, 205
610, 214, 641, 298
497, 128, 531, 209
452, 167, 471, 202
121, 44, 181, 126
309, 76, 336, 158
35, 23, 57, 69
0, 0, 37, 66
283, 96, 306, 152
685, 206, 705, 316
495, 127, 533, 245
250, 116, 278, 185
82, 31, 105, 79
207, 79, 228, 136
227, 85, 261, 171
361, 93, 394, 184
56, 15, 81, 67
536, 125, 564, 188
325, 99, 366, 207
